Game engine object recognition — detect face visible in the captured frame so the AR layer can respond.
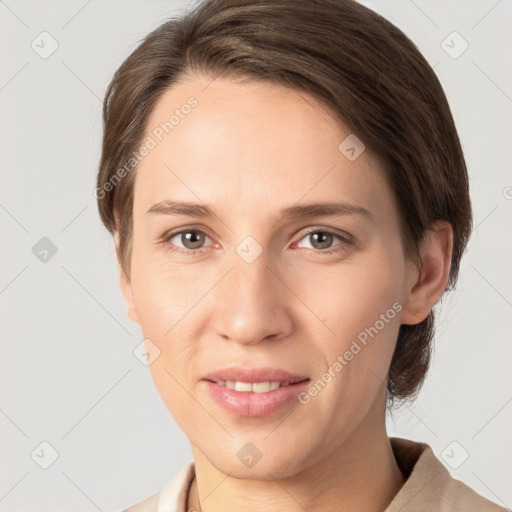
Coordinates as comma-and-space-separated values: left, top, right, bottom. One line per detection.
120, 74, 422, 479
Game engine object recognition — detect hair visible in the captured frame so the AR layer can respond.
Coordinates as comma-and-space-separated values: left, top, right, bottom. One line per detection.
96, 0, 472, 405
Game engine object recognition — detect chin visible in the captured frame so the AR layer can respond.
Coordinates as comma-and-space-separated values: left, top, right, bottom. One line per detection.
199, 436, 310, 480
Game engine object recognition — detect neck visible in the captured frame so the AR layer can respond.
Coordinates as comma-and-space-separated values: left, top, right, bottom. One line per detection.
187, 397, 404, 512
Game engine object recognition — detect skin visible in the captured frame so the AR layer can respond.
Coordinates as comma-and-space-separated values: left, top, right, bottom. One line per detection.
119, 74, 453, 512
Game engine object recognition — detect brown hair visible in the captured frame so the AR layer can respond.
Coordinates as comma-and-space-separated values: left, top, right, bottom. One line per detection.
96, 0, 472, 404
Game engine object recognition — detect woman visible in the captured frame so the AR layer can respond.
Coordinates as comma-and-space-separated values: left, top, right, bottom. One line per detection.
96, 0, 505, 510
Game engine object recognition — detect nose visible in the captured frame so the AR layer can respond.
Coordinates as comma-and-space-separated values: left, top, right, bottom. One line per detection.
211, 250, 295, 346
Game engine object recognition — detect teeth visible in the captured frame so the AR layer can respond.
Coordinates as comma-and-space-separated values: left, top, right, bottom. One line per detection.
235, 381, 253, 392
216, 380, 288, 393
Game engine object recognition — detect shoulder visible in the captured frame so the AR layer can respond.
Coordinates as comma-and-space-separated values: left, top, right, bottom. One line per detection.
121, 461, 195, 512
387, 437, 508, 512
440, 473, 508, 511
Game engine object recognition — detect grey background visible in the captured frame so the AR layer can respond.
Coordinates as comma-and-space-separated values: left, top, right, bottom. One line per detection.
0, 0, 510, 510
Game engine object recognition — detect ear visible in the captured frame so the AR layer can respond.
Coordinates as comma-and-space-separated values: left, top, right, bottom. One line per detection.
115, 234, 140, 325
401, 220, 454, 325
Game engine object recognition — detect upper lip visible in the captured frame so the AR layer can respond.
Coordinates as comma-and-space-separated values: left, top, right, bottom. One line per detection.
203, 367, 310, 384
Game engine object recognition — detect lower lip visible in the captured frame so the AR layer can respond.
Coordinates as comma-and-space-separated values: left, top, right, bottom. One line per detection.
202, 380, 310, 417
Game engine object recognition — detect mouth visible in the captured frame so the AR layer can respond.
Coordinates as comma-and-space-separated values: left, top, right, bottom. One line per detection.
202, 367, 309, 392
201, 367, 311, 417
205, 378, 309, 393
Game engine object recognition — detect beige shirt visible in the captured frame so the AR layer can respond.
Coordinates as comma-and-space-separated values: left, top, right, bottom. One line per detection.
124, 437, 508, 511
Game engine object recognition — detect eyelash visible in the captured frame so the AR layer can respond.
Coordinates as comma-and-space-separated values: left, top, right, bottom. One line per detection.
160, 227, 353, 257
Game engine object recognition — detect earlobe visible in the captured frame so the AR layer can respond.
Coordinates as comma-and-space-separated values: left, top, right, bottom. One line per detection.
401, 221, 454, 325
119, 269, 140, 324
115, 234, 140, 325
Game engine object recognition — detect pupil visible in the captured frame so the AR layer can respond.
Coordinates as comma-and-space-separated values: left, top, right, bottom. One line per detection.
184, 231, 203, 248
313, 232, 332, 249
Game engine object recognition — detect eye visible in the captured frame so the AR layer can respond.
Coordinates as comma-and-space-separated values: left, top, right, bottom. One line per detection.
163, 228, 214, 254
161, 227, 353, 256
294, 229, 352, 255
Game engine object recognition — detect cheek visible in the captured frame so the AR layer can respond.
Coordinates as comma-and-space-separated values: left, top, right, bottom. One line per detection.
129, 247, 203, 373
294, 249, 404, 342
130, 244, 199, 330
302, 251, 404, 398
132, 259, 205, 433
147, 360, 208, 441
132, 270, 201, 369
298, 269, 402, 430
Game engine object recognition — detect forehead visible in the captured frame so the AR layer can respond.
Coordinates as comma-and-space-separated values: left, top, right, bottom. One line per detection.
133, 74, 393, 222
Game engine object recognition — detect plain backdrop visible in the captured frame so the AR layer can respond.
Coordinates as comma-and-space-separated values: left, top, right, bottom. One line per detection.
0, 0, 511, 510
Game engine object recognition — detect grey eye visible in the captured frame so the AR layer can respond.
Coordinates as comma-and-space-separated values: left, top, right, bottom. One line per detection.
170, 230, 210, 250
296, 230, 343, 251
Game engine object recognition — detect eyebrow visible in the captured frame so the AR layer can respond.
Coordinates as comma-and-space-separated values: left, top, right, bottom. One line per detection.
146, 199, 373, 222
